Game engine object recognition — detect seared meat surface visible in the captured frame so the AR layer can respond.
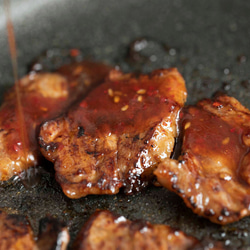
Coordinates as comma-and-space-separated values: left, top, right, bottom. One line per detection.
155, 95, 250, 224
0, 61, 111, 181
39, 68, 187, 198
0, 210, 36, 250
72, 210, 198, 250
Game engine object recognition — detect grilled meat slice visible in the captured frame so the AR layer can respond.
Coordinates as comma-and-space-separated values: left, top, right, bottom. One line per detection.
0, 61, 111, 181
155, 95, 250, 224
0, 210, 36, 250
39, 68, 187, 198
72, 210, 198, 250
36, 216, 70, 250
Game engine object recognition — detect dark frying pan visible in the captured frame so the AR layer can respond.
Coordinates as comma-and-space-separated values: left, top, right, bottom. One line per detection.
1, 0, 250, 248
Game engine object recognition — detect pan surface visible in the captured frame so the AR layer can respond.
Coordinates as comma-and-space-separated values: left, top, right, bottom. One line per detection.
0, 0, 250, 248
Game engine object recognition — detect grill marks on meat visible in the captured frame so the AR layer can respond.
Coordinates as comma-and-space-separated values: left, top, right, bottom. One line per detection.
39, 68, 187, 198
0, 210, 36, 250
155, 95, 250, 224
0, 61, 111, 181
72, 210, 198, 250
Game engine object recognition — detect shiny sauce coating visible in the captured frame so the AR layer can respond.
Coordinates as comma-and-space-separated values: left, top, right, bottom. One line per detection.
71, 72, 178, 136
0, 61, 111, 181
182, 105, 249, 182
155, 95, 250, 224
39, 68, 187, 198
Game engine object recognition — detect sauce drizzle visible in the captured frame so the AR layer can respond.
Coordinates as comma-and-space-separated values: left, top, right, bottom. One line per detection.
4, 0, 29, 166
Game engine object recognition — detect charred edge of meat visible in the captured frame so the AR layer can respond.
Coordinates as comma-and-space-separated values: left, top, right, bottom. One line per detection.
38, 138, 58, 152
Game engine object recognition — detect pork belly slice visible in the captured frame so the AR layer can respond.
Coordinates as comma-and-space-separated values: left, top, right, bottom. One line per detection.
39, 68, 187, 198
0, 210, 36, 250
155, 95, 250, 225
0, 61, 111, 181
72, 210, 198, 250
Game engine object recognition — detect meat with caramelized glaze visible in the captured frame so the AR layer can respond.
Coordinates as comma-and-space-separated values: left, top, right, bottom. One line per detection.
0, 210, 36, 250
0, 61, 111, 181
39, 68, 187, 198
155, 95, 250, 224
72, 210, 198, 250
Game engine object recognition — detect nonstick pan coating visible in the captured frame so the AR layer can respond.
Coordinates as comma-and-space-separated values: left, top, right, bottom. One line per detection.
0, 0, 250, 248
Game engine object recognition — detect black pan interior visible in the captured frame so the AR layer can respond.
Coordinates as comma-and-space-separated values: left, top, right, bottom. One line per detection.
0, 0, 250, 248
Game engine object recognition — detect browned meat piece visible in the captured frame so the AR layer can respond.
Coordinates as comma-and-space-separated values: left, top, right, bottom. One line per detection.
39, 68, 187, 198
0, 210, 36, 250
72, 210, 198, 250
36, 216, 70, 250
155, 95, 250, 224
0, 61, 111, 181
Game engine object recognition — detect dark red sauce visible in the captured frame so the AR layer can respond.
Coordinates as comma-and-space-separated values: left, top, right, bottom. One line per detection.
181, 103, 249, 180
0, 60, 111, 181
70, 73, 177, 137
4, 0, 30, 165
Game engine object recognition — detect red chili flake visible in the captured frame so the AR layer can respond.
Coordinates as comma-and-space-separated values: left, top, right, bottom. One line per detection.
230, 128, 236, 133
104, 90, 107, 94
70, 49, 80, 57
179, 112, 184, 119
80, 101, 88, 108
148, 90, 158, 96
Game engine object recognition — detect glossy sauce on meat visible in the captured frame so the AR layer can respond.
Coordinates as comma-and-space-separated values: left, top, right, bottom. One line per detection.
39, 68, 187, 198
0, 62, 111, 181
71, 70, 180, 136
155, 95, 250, 224
181, 105, 248, 181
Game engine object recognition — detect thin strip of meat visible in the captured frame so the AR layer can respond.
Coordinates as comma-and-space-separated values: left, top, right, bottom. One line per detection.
72, 210, 198, 250
0, 61, 111, 181
0, 210, 36, 250
39, 68, 187, 198
155, 95, 250, 224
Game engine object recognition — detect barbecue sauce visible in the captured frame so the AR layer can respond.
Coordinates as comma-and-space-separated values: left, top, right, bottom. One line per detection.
4, 0, 31, 168
155, 96, 250, 224
71, 69, 184, 137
